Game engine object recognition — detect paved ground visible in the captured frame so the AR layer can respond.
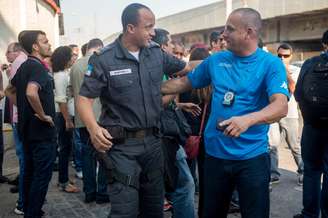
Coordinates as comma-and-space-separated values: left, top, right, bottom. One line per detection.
0, 142, 302, 218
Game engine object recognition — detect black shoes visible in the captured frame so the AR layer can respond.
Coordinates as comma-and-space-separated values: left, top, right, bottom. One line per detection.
270, 176, 280, 185
85, 194, 110, 204
8, 176, 19, 186
0, 175, 10, 183
84, 195, 96, 203
96, 196, 110, 204
228, 201, 241, 213
10, 186, 19, 193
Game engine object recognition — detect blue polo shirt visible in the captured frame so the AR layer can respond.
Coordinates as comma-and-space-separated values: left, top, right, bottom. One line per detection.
187, 48, 290, 160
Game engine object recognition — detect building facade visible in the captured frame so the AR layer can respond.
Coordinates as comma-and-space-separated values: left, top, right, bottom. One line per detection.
0, 0, 61, 64
156, 0, 328, 61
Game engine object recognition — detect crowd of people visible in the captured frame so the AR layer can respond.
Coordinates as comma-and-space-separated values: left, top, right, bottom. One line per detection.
0, 3, 327, 218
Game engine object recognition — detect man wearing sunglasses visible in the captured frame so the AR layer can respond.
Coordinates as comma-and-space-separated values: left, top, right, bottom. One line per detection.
209, 30, 227, 53
269, 43, 304, 186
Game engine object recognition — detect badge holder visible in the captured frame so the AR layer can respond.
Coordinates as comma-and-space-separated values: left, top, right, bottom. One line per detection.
222, 91, 235, 107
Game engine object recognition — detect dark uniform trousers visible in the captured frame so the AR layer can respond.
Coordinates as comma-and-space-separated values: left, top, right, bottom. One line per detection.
108, 135, 164, 218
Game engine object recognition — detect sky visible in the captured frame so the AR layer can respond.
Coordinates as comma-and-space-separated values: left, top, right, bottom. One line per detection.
60, 0, 220, 45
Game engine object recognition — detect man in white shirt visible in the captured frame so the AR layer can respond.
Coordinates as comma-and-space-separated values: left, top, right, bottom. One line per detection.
270, 43, 304, 185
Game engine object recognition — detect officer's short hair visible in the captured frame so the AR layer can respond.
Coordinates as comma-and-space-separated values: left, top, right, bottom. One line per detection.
18, 30, 46, 54
87, 38, 104, 50
121, 3, 151, 32
277, 43, 293, 53
322, 30, 328, 45
153, 28, 170, 46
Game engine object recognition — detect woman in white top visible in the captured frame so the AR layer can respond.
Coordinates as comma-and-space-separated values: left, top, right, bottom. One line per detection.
51, 46, 79, 193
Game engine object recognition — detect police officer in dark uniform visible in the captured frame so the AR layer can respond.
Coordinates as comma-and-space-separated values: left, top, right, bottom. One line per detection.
77, 3, 192, 218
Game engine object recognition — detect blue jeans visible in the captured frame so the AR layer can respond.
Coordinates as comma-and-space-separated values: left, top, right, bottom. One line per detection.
203, 153, 270, 218
79, 128, 108, 200
73, 129, 83, 172
13, 123, 24, 209
23, 140, 56, 218
166, 146, 195, 218
301, 124, 328, 218
55, 113, 73, 185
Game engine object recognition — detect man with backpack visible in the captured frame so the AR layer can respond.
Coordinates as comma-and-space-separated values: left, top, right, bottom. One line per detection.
294, 30, 328, 218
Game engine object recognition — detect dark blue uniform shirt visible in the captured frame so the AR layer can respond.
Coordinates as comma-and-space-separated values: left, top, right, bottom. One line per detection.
79, 36, 186, 130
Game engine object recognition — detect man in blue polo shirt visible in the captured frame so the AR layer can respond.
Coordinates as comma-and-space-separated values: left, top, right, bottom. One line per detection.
161, 8, 289, 218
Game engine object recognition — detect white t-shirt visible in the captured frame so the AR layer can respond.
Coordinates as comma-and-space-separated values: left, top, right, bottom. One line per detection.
286, 64, 300, 119
129, 50, 140, 61
54, 70, 75, 116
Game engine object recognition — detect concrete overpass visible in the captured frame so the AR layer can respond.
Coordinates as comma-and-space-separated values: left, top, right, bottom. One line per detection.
104, 0, 328, 61
155, 0, 328, 60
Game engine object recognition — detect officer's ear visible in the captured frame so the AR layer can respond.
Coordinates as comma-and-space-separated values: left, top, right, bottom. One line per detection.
127, 24, 136, 34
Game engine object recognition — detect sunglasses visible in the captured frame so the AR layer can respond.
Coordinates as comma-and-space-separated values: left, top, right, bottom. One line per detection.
278, 54, 291, 58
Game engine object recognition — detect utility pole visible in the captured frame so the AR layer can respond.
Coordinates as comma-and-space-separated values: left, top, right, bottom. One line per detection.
225, 0, 232, 20
20, 0, 27, 30
242, 0, 248, 7
226, 0, 249, 20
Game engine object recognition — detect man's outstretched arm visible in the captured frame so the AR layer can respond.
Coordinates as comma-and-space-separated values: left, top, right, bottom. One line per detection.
77, 95, 112, 153
161, 76, 192, 95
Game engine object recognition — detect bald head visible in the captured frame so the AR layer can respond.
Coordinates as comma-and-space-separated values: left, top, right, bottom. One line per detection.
6, 42, 25, 63
231, 8, 262, 37
8, 42, 24, 53
223, 8, 262, 56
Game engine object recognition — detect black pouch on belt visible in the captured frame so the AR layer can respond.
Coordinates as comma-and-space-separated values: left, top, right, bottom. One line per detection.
104, 126, 126, 145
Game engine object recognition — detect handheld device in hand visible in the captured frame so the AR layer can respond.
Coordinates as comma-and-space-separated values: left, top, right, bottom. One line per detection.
216, 118, 228, 131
